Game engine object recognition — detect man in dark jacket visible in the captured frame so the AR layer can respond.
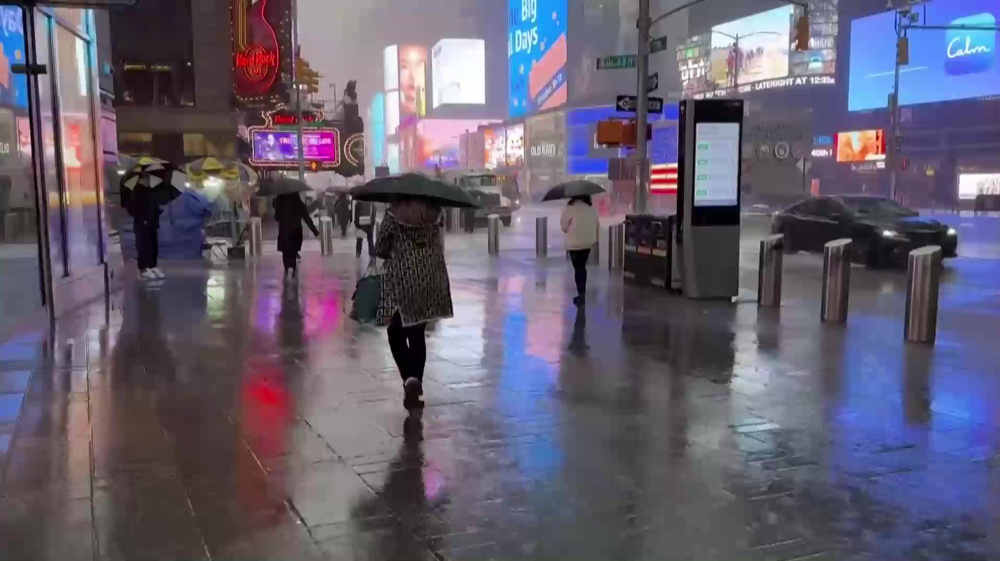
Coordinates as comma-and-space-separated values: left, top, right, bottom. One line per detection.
273, 193, 319, 278
122, 187, 164, 280
334, 193, 352, 237
354, 199, 376, 257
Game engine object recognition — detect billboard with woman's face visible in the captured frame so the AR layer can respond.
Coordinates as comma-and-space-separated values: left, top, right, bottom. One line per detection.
398, 45, 427, 122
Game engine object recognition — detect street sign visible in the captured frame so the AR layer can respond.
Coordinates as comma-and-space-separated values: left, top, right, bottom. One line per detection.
650, 36, 668, 54
647, 73, 659, 93
615, 95, 664, 114
597, 55, 636, 70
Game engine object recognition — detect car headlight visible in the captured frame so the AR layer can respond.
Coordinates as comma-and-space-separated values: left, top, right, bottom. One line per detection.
881, 229, 902, 239
946, 227, 957, 236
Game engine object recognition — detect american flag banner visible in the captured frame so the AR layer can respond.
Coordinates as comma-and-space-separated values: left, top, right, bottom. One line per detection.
650, 163, 678, 193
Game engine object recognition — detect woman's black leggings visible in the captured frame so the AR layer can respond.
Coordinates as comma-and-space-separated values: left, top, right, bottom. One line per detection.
568, 249, 591, 297
387, 312, 427, 382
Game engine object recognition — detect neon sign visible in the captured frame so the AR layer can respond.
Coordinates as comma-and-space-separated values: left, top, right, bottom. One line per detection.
233, 0, 282, 100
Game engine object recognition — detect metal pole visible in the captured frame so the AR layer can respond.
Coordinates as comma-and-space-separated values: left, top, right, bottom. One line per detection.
821, 238, 852, 324
319, 216, 334, 256
609, 222, 625, 271
249, 217, 263, 257
292, 0, 306, 182
635, 0, 651, 213
904, 245, 941, 344
589, 224, 600, 266
535, 216, 548, 257
488, 214, 500, 255
888, 16, 903, 202
757, 234, 783, 307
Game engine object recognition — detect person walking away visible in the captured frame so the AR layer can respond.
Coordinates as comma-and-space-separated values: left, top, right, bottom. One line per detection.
122, 183, 164, 280
273, 192, 319, 279
354, 199, 376, 257
560, 195, 599, 306
334, 193, 352, 237
462, 205, 476, 232
375, 197, 453, 409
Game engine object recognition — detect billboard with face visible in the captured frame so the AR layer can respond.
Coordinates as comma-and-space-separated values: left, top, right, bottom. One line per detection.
398, 45, 427, 122
508, 0, 568, 118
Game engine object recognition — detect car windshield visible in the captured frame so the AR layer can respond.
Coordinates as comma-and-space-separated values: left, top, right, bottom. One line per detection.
837, 197, 916, 217
463, 175, 500, 194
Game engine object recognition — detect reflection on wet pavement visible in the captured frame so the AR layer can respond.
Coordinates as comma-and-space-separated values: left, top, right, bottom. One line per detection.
1, 228, 999, 560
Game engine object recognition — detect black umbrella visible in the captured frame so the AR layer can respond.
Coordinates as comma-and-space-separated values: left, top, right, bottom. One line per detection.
120, 159, 188, 206
542, 179, 606, 202
351, 173, 479, 208
257, 177, 312, 197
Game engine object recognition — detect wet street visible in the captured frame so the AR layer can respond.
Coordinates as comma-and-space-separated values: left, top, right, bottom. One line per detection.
2, 214, 1000, 561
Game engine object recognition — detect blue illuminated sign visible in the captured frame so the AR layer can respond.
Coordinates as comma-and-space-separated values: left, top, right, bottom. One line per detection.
565, 104, 679, 176
0, 6, 28, 110
508, 0, 568, 118
848, 0, 1000, 111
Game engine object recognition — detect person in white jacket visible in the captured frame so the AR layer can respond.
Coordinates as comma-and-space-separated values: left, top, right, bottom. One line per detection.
560, 196, 599, 306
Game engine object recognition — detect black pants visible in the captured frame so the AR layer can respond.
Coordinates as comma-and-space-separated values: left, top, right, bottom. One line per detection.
356, 227, 374, 256
340, 222, 348, 237
282, 250, 298, 271
135, 218, 158, 271
463, 210, 475, 232
387, 312, 427, 382
568, 249, 590, 297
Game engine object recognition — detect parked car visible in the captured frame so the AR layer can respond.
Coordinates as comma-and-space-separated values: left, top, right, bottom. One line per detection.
771, 195, 958, 267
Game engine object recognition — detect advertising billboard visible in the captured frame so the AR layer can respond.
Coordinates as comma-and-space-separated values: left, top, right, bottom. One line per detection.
401, 119, 497, 170
432, 39, 486, 108
485, 126, 506, 169
508, 0, 568, 118
0, 6, 28, 109
250, 129, 340, 167
958, 173, 1000, 200
505, 124, 525, 167
835, 130, 886, 163
398, 45, 427, 122
526, 111, 565, 171
383, 45, 399, 91
232, 0, 290, 105
848, 0, 1000, 111
566, 104, 678, 176
710, 6, 793, 88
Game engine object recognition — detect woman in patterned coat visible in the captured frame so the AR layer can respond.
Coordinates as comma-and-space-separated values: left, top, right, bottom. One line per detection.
375, 197, 454, 409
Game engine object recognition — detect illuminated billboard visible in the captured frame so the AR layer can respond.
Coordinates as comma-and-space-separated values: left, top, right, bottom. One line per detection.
383, 45, 399, 91
508, 0, 568, 118
505, 124, 525, 167
432, 39, 486, 108
679, 1, 838, 99
566, 104, 678, 176
232, 0, 290, 105
835, 130, 886, 163
959, 173, 1000, 200
0, 7, 27, 109
405, 119, 498, 169
398, 45, 427, 121
485, 126, 506, 169
848, 0, 1000, 111
250, 128, 340, 168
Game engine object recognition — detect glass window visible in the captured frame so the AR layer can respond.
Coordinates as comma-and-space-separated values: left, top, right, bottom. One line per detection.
114, 61, 195, 108
57, 24, 103, 270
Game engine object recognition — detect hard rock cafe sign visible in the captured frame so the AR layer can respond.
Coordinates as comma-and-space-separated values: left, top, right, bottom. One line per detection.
233, 0, 283, 101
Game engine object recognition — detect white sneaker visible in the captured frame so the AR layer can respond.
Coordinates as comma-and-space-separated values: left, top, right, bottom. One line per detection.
151, 267, 166, 279
139, 269, 158, 281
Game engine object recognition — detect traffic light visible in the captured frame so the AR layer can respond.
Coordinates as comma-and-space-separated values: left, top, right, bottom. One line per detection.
896, 36, 909, 66
295, 57, 320, 94
794, 14, 810, 51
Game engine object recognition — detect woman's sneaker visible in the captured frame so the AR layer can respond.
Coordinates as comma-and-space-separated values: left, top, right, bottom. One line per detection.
151, 267, 166, 279
403, 377, 424, 409
139, 269, 158, 281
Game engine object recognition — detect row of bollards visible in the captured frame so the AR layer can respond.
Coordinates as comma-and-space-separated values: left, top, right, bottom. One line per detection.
756, 235, 942, 344
319, 216, 334, 256
529, 216, 625, 270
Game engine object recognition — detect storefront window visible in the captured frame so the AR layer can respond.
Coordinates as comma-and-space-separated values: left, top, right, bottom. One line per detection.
0, 5, 42, 335
57, 24, 102, 270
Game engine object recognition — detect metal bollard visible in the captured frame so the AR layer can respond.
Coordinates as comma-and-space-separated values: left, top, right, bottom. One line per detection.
319, 216, 334, 256
488, 214, 500, 255
821, 238, 852, 324
535, 216, 547, 257
589, 225, 600, 266
757, 234, 784, 307
608, 222, 625, 271
445, 207, 459, 232
249, 217, 263, 257
904, 245, 942, 344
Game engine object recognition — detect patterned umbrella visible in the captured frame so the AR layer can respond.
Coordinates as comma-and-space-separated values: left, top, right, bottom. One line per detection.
185, 158, 258, 200
120, 159, 188, 206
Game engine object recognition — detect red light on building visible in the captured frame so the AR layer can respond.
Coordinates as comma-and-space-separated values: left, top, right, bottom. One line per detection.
650, 163, 678, 193
232, 0, 284, 101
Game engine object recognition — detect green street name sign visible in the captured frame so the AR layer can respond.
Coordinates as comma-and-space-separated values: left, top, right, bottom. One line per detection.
597, 55, 636, 70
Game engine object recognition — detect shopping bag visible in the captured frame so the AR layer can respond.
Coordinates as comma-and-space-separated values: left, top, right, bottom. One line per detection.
350, 266, 381, 324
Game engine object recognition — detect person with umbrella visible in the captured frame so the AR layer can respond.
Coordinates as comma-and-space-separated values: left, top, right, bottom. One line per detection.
273, 192, 319, 279
352, 173, 474, 409
120, 158, 187, 280
334, 192, 352, 237
545, 180, 604, 307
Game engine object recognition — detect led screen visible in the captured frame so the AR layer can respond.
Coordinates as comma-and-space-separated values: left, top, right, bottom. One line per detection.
958, 173, 1000, 199
0, 6, 28, 109
849, 0, 1000, 111
432, 39, 486, 108
385, 90, 400, 135
565, 104, 678, 176
383, 45, 399, 91
505, 124, 524, 167
485, 126, 506, 169
398, 45, 427, 121
694, 123, 741, 207
412, 119, 498, 169
508, 0, 568, 118
250, 129, 340, 166
710, 6, 793, 88
835, 130, 886, 162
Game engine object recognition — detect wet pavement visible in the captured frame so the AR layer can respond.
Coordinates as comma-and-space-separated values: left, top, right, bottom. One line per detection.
2, 217, 1000, 561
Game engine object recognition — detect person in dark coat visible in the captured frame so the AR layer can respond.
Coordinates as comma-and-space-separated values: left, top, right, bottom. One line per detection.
273, 193, 319, 278
375, 197, 453, 409
334, 193, 352, 237
354, 199, 376, 257
121, 186, 164, 280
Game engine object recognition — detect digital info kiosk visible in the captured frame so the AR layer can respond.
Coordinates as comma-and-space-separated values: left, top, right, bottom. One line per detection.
676, 99, 744, 299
